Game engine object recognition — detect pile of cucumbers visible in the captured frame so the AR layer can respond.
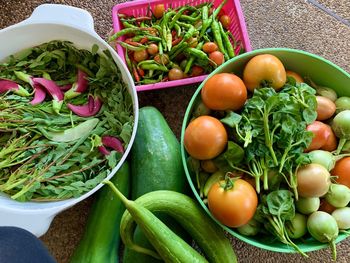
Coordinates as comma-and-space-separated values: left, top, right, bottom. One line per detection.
70, 106, 237, 263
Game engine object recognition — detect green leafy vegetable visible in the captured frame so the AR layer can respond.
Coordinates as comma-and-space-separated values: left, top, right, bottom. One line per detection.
0, 41, 134, 201
256, 190, 307, 257
232, 84, 316, 195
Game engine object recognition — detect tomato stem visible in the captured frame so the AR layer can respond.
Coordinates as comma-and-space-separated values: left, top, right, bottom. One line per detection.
220, 175, 239, 191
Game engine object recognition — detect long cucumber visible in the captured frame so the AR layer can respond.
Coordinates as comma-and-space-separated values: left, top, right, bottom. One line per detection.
123, 106, 189, 263
120, 190, 237, 263
70, 162, 130, 263
105, 181, 208, 263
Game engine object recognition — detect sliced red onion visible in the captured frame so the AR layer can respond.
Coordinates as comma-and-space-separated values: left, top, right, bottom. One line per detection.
59, 84, 72, 91
32, 78, 64, 101
0, 79, 30, 96
32, 78, 64, 114
98, 146, 111, 156
30, 84, 46, 105
67, 95, 102, 117
102, 136, 124, 154
64, 70, 88, 100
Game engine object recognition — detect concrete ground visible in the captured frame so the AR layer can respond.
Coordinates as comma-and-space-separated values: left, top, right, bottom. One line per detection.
1, 0, 350, 262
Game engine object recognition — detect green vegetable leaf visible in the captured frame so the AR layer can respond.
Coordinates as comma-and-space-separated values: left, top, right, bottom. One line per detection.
214, 141, 244, 173
220, 111, 242, 128
266, 190, 295, 220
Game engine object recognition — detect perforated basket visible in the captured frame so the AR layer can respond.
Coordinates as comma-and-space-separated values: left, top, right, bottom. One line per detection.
112, 0, 252, 92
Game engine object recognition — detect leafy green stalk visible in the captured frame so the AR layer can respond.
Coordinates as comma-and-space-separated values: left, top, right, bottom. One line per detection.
256, 190, 308, 257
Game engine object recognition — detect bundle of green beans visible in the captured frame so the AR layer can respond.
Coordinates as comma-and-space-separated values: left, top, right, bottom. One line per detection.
109, 0, 245, 84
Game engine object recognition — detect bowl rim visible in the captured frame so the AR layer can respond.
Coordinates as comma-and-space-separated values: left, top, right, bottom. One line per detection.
180, 47, 350, 253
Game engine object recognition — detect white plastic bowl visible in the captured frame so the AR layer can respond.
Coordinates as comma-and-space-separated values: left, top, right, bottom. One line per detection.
0, 4, 139, 237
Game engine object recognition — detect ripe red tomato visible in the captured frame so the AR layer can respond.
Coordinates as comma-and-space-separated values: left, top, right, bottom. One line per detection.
305, 121, 331, 152
208, 179, 258, 227
331, 157, 350, 188
243, 54, 286, 91
201, 73, 247, 111
184, 116, 227, 160
321, 125, 337, 152
191, 65, 204, 77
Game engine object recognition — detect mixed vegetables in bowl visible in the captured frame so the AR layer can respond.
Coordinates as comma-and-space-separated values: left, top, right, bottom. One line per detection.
181, 48, 350, 259
0, 40, 135, 202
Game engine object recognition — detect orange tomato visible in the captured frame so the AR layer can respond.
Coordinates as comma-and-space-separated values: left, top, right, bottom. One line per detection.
296, 164, 331, 198
219, 15, 231, 29
243, 54, 286, 92
184, 116, 227, 160
305, 121, 331, 152
319, 199, 336, 214
201, 73, 247, 111
201, 160, 218, 173
321, 125, 337, 152
153, 4, 165, 19
331, 157, 350, 188
316, 96, 336, 121
133, 49, 148, 62
208, 179, 258, 228
286, 70, 304, 84
209, 51, 224, 66
203, 42, 218, 54
147, 43, 159, 55
168, 68, 184, 81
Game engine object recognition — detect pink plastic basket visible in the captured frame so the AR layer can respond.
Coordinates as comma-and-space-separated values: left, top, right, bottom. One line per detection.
112, 0, 252, 92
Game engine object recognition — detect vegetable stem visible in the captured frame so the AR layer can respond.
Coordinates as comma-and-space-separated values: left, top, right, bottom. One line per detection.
263, 111, 278, 166
335, 138, 347, 155
103, 180, 130, 206
330, 240, 337, 261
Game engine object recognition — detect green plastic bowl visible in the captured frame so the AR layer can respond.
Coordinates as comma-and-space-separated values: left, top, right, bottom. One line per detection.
180, 48, 350, 253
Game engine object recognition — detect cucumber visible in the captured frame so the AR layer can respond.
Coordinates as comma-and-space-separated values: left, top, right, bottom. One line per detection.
131, 106, 187, 197
106, 181, 208, 263
121, 190, 237, 263
69, 162, 130, 263
123, 106, 189, 263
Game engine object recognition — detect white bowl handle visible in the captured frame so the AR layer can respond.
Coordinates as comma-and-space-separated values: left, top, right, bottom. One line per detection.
18, 4, 96, 35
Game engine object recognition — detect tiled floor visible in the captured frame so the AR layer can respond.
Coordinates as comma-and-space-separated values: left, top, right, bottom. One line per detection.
0, 0, 349, 262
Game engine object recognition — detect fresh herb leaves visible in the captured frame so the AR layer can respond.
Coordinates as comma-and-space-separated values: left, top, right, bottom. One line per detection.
230, 84, 316, 195
0, 41, 133, 201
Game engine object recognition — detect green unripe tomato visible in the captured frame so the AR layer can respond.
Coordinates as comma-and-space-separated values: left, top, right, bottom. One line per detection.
286, 213, 307, 239
296, 197, 320, 215
237, 218, 260, 236
325, 183, 350, 208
